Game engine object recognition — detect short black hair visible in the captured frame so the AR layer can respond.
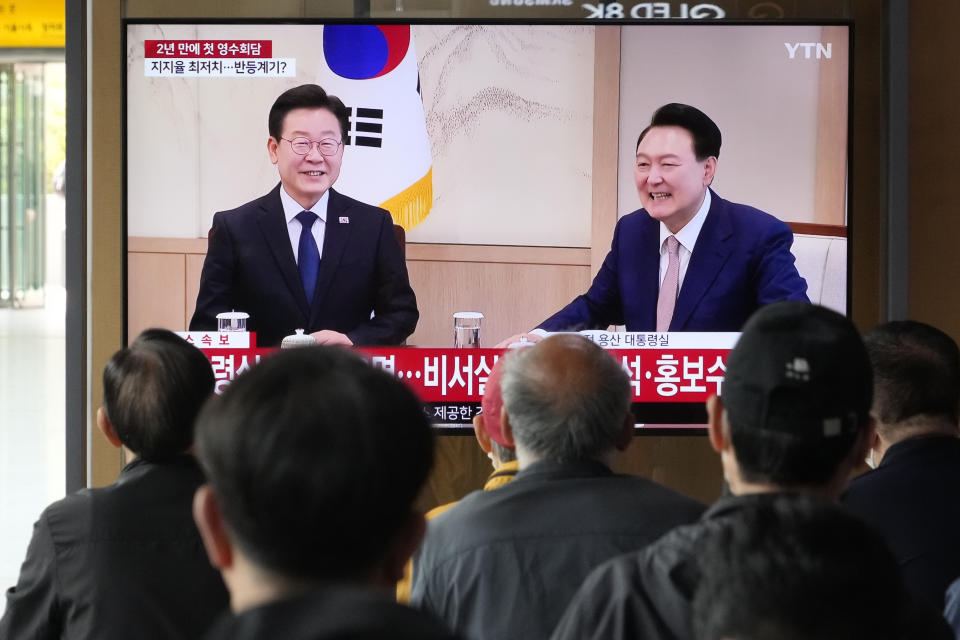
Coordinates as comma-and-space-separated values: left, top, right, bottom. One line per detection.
864, 320, 960, 426
636, 103, 722, 160
102, 328, 214, 461
268, 84, 350, 141
194, 347, 434, 582
694, 496, 904, 640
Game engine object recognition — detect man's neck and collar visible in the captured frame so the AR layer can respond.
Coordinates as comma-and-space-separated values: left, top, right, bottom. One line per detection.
659, 186, 711, 242
485, 459, 520, 489
718, 447, 849, 504
514, 446, 614, 479
279, 184, 330, 223
874, 417, 960, 466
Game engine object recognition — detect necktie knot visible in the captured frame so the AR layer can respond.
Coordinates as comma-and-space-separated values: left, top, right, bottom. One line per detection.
296, 210, 318, 230
666, 234, 680, 256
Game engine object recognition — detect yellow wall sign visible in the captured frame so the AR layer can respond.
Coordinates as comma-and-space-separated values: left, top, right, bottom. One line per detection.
0, 0, 65, 48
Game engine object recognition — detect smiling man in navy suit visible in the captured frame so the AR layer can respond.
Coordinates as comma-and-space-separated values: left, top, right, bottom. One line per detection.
190, 84, 418, 347
499, 103, 808, 346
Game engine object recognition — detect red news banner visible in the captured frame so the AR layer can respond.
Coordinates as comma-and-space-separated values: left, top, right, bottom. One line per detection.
179, 332, 735, 426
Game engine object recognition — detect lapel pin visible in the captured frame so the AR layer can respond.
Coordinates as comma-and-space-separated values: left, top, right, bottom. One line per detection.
339, 216, 350, 223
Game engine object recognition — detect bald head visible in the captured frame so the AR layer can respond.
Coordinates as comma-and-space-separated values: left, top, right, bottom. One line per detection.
500, 335, 632, 463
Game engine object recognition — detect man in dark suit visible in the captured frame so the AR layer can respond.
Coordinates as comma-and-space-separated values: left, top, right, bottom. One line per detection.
190, 84, 418, 347
843, 320, 960, 611
0, 329, 229, 639
498, 103, 808, 345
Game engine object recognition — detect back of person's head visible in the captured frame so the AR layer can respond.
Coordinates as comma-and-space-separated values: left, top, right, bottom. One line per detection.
500, 334, 631, 462
864, 320, 960, 437
636, 102, 722, 160
479, 356, 516, 463
268, 83, 350, 141
101, 328, 214, 461
721, 302, 873, 486
693, 496, 903, 640
194, 346, 434, 583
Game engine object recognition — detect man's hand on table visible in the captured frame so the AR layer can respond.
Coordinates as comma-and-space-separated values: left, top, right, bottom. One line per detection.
311, 330, 354, 346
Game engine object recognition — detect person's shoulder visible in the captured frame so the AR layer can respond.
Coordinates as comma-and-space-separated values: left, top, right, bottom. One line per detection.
213, 187, 281, 226
606, 473, 705, 512
33, 485, 105, 545
328, 189, 392, 221
208, 586, 459, 640
616, 207, 659, 231
712, 193, 789, 232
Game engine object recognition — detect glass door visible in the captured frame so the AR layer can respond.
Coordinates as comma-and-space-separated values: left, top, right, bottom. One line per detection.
0, 62, 46, 308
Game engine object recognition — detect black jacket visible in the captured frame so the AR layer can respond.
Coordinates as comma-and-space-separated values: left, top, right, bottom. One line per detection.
844, 435, 960, 610
553, 492, 954, 640
205, 587, 459, 640
0, 455, 229, 639
410, 459, 705, 640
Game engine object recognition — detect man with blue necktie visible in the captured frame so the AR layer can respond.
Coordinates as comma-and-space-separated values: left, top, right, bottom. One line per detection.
190, 84, 418, 347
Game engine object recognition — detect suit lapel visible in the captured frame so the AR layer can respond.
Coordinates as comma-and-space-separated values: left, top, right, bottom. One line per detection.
670, 191, 733, 330
310, 188, 352, 325
256, 184, 312, 319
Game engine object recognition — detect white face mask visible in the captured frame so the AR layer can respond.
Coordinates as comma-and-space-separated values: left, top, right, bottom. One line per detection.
865, 448, 877, 470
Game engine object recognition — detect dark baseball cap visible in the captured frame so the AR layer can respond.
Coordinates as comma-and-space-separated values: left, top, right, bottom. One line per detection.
722, 302, 873, 439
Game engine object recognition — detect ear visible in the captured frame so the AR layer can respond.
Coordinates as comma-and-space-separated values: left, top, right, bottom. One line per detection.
855, 416, 878, 465
706, 395, 729, 454
499, 407, 516, 448
473, 415, 493, 454
702, 156, 718, 186
267, 137, 280, 164
193, 485, 234, 571
614, 412, 635, 452
96, 407, 123, 449
380, 511, 427, 585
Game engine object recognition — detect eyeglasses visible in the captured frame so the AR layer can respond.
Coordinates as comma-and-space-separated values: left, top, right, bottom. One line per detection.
280, 136, 343, 157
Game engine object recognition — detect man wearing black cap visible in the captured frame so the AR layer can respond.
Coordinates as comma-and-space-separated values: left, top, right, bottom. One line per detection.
551, 301, 877, 640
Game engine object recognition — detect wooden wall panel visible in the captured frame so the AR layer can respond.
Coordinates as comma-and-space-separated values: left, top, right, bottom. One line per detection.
591, 26, 621, 275
186, 254, 205, 325
406, 255, 591, 348
128, 253, 186, 338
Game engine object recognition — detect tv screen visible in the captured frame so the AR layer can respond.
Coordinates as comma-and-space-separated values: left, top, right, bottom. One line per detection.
124, 20, 850, 430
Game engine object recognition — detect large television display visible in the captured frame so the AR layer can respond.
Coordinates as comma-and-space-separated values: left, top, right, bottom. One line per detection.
124, 20, 850, 428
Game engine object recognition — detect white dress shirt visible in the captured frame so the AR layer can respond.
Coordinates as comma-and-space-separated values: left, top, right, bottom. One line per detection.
658, 188, 712, 290
279, 186, 329, 263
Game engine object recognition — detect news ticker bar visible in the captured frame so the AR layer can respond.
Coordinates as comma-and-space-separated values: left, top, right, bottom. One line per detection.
183, 337, 732, 426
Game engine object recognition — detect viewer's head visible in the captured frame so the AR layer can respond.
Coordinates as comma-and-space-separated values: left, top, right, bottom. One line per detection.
192, 347, 434, 609
693, 496, 903, 640
472, 357, 516, 466
99, 328, 214, 461
499, 334, 632, 465
709, 302, 873, 493
864, 320, 960, 443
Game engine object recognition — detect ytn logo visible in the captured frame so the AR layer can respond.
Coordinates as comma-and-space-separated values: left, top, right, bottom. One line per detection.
784, 42, 832, 60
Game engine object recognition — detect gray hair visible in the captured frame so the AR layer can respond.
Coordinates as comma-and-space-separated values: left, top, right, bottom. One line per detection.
500, 335, 632, 462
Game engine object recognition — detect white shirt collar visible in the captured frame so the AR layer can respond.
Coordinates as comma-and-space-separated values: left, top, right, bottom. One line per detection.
279, 186, 329, 225
659, 188, 711, 253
